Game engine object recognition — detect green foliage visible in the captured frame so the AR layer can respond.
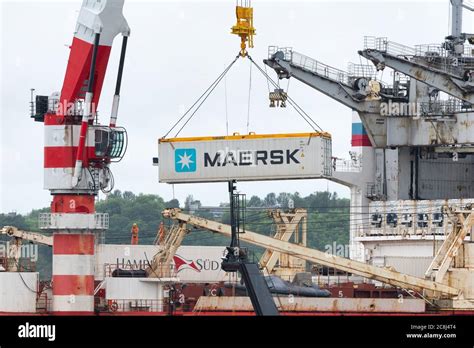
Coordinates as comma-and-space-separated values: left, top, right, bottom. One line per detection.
165, 199, 180, 209
247, 195, 262, 207
96, 190, 167, 245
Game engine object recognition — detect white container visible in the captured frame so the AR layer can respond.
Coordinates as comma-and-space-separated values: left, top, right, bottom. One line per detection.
105, 278, 171, 312
158, 132, 332, 183
0, 272, 38, 313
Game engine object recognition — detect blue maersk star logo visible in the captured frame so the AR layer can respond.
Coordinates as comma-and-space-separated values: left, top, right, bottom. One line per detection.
175, 148, 196, 173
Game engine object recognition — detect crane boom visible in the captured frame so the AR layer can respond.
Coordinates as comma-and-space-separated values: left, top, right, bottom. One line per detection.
1, 226, 53, 246
359, 48, 474, 104
162, 209, 461, 297
1, 226, 52, 272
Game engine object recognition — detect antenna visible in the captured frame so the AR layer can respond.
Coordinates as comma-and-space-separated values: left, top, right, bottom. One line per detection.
29, 88, 35, 117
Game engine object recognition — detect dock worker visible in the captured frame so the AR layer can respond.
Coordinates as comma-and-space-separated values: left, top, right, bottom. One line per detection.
158, 222, 166, 245
131, 223, 139, 245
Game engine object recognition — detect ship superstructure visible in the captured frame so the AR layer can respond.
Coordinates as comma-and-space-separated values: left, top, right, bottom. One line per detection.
264, 0, 474, 287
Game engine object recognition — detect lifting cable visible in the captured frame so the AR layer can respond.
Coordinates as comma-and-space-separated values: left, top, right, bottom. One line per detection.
247, 55, 324, 132
264, 64, 271, 94
247, 62, 252, 133
224, 74, 229, 135
163, 52, 324, 138
162, 55, 240, 139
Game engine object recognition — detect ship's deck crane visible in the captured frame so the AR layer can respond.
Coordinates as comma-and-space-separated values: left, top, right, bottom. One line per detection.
30, 0, 131, 314
1, 226, 52, 272
162, 209, 463, 298
359, 40, 474, 105
1, 226, 53, 247
260, 208, 307, 278
146, 223, 188, 278
264, 48, 388, 147
359, 0, 474, 104
264, 44, 474, 148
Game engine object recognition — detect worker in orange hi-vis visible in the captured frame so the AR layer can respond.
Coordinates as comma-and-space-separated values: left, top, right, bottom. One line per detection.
131, 223, 139, 245
158, 222, 165, 245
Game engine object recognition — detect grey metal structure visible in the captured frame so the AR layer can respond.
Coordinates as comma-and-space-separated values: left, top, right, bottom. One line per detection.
264, 1, 474, 267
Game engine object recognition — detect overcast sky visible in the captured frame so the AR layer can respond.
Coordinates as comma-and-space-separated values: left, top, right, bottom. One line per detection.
0, 0, 470, 214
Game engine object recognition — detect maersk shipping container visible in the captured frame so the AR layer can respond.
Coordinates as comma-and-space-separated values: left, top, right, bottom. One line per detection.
158, 132, 332, 183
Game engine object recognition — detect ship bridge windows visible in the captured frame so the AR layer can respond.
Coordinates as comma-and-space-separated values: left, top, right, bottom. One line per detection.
417, 213, 429, 228
432, 212, 444, 227
386, 213, 398, 228
400, 213, 413, 228
370, 213, 383, 228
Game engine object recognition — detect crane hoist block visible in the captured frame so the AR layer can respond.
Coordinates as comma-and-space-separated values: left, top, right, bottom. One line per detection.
231, 4, 256, 56
231, 7, 256, 37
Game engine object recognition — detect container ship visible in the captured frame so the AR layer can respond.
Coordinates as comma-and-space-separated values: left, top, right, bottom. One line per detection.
1, 0, 474, 316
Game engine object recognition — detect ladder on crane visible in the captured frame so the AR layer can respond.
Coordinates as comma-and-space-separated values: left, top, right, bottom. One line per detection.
145, 222, 188, 278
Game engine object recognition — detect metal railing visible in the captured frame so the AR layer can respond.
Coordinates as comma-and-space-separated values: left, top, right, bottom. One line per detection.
464, 44, 474, 57
38, 213, 51, 229
364, 37, 474, 76
419, 99, 473, 116
415, 44, 447, 58
38, 213, 109, 230
364, 36, 416, 56
95, 213, 109, 229
269, 46, 380, 87
347, 62, 377, 79
332, 157, 362, 173
268, 46, 352, 85
292, 51, 351, 84
102, 299, 194, 314
268, 45, 292, 61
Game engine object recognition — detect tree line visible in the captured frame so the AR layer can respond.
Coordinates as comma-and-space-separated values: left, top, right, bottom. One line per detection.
0, 190, 349, 279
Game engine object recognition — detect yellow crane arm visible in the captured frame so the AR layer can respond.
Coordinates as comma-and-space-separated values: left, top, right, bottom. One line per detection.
1, 226, 53, 246
162, 209, 461, 297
